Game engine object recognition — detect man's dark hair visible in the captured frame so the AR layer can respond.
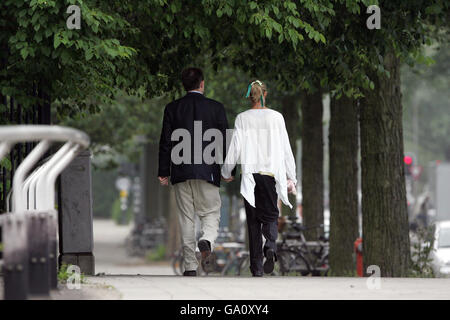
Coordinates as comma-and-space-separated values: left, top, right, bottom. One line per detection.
181, 67, 204, 91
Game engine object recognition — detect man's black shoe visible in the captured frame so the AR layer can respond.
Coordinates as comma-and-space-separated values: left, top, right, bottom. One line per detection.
263, 248, 275, 274
252, 272, 263, 277
183, 270, 197, 276
198, 239, 215, 273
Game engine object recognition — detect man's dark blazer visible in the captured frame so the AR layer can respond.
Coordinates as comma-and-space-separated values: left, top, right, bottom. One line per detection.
158, 92, 232, 187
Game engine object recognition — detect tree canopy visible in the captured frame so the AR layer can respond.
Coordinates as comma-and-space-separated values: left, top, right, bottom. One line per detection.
2, 0, 326, 115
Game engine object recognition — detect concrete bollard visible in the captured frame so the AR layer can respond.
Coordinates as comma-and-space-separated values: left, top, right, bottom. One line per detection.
27, 211, 50, 295
2, 212, 29, 300
58, 149, 95, 275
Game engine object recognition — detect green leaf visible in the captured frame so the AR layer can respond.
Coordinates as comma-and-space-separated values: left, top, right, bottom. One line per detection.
314, 32, 320, 43
319, 34, 326, 44
41, 46, 51, 57
31, 11, 40, 24
425, 4, 442, 15
273, 22, 282, 34
53, 35, 61, 49
34, 32, 43, 43
272, 5, 279, 15
92, 22, 99, 33
18, 31, 26, 41
105, 46, 118, 58
20, 47, 29, 59
0, 158, 11, 170
85, 49, 93, 61
18, 9, 27, 18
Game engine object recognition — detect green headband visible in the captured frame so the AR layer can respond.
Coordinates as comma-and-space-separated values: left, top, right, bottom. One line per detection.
245, 80, 264, 107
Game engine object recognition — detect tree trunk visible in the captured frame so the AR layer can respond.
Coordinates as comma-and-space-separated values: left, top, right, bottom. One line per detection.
301, 88, 324, 240
159, 181, 171, 254
329, 95, 359, 276
281, 94, 300, 217
146, 142, 161, 221
140, 142, 161, 224
360, 52, 410, 277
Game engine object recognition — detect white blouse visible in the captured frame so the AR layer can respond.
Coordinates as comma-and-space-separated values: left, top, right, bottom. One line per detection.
221, 108, 297, 208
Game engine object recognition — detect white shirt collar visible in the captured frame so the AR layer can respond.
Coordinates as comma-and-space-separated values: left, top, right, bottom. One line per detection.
188, 90, 203, 95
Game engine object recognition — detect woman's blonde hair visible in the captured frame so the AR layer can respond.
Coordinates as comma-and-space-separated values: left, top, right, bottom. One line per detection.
246, 80, 267, 105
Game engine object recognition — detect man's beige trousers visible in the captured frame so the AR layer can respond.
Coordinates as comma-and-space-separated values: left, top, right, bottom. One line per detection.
173, 179, 221, 272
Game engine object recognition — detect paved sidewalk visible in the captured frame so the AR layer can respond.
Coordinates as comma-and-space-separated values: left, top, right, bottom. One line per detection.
5, 275, 450, 300
82, 275, 450, 300
85, 219, 450, 300
4, 219, 449, 300
93, 219, 173, 275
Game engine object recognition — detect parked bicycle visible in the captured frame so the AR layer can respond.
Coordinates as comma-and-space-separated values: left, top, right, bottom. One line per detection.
171, 248, 206, 276
217, 242, 251, 276
125, 218, 166, 257
276, 215, 329, 276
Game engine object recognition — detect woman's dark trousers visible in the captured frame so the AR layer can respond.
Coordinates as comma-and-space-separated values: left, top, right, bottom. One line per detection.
244, 173, 279, 275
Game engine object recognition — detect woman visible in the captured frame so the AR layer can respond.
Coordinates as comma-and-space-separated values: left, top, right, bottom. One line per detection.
221, 80, 297, 276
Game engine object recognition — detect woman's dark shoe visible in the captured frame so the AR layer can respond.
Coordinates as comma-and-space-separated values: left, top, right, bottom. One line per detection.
198, 239, 215, 273
183, 270, 197, 276
263, 249, 275, 274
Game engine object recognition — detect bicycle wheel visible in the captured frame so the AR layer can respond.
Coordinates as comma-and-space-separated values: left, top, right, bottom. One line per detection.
237, 254, 252, 276
171, 251, 183, 276
125, 235, 143, 257
196, 251, 209, 276
220, 256, 234, 276
311, 254, 329, 276
277, 249, 310, 276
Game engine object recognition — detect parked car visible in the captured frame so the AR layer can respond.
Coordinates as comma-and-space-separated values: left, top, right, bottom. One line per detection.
430, 220, 450, 277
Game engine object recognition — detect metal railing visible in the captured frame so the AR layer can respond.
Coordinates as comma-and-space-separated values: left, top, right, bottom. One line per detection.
0, 125, 90, 299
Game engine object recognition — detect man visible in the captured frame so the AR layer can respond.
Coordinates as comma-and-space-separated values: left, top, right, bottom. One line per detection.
158, 67, 233, 276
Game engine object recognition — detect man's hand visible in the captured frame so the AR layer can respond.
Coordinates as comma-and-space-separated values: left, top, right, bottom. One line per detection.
158, 176, 169, 186
222, 175, 234, 183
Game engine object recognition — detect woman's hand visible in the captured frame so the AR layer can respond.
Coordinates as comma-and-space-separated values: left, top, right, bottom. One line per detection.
222, 175, 234, 182
287, 179, 297, 195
